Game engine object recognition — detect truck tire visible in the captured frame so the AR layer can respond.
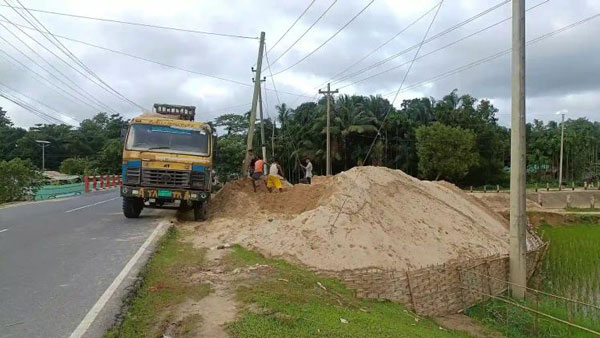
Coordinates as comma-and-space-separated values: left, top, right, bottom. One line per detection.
123, 197, 144, 218
193, 201, 208, 221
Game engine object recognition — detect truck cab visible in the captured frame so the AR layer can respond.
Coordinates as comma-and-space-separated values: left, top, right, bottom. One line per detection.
120, 104, 214, 221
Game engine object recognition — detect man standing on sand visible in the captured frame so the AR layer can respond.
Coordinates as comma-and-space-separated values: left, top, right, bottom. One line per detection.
300, 156, 313, 184
267, 158, 284, 193
252, 155, 265, 192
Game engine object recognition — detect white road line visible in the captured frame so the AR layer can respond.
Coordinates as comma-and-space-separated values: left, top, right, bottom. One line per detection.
0, 228, 7, 233
69, 220, 169, 338
64, 197, 120, 213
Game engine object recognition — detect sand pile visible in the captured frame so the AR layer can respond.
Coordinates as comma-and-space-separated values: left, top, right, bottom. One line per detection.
470, 192, 542, 213
194, 167, 535, 272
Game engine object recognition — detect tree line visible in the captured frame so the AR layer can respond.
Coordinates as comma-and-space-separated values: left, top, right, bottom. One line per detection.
1, 88, 599, 201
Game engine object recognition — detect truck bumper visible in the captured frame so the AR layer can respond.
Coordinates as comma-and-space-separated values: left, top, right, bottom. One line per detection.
120, 185, 210, 201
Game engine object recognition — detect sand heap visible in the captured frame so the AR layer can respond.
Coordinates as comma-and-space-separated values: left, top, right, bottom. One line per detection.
194, 167, 537, 272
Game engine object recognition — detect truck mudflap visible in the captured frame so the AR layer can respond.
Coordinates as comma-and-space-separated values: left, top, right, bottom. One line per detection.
121, 186, 209, 201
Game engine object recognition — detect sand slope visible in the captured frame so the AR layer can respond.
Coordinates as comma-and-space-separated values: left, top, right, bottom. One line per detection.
193, 167, 521, 272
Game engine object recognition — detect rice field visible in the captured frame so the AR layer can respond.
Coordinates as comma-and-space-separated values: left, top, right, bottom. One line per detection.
539, 222, 600, 321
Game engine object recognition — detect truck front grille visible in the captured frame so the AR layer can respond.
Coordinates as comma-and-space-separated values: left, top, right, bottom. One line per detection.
141, 169, 190, 188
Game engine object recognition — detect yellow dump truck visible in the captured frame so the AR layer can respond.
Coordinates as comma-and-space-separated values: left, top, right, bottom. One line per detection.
120, 104, 214, 221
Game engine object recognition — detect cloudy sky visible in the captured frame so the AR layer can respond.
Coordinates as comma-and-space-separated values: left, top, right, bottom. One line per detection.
0, 0, 599, 129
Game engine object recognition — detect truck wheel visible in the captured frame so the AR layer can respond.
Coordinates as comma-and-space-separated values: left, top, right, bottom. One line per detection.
193, 201, 208, 221
123, 197, 143, 218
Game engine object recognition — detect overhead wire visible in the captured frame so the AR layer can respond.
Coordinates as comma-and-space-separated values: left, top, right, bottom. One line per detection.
314, 0, 441, 89
379, 12, 600, 98
5, 0, 146, 111
0, 25, 116, 113
331, 0, 511, 85
268, 0, 338, 66
0, 18, 316, 100
0, 79, 80, 123
0, 49, 105, 113
267, 0, 317, 54
270, 0, 375, 76
0, 87, 66, 124
338, 0, 549, 89
330, 0, 445, 229
0, 3, 258, 39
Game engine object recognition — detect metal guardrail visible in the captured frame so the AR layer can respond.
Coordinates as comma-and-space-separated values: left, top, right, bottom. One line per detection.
34, 183, 84, 200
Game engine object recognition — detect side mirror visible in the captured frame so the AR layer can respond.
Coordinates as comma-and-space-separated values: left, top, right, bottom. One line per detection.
120, 124, 128, 141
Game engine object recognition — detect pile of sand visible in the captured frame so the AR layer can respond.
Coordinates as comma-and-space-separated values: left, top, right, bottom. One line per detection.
470, 192, 542, 213
194, 167, 538, 272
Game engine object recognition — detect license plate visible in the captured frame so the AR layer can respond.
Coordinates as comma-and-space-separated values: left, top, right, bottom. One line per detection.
157, 189, 172, 198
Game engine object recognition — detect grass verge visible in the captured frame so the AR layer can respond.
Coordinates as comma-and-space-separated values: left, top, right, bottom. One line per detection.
104, 226, 210, 338
224, 246, 473, 338
466, 221, 600, 337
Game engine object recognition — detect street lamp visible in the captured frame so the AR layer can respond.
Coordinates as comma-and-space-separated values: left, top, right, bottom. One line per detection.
35, 140, 50, 171
555, 110, 568, 189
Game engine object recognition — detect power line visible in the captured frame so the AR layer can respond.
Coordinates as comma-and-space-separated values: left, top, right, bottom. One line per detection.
331, 0, 510, 85
338, 0, 549, 89
269, 0, 338, 66
380, 12, 600, 98
0, 50, 104, 113
0, 18, 316, 100
0, 27, 116, 114
264, 45, 282, 107
5, 0, 146, 111
271, 0, 375, 76
267, 0, 317, 53
0, 88, 65, 124
314, 0, 441, 89
0, 3, 258, 39
331, 0, 445, 230
0, 79, 80, 123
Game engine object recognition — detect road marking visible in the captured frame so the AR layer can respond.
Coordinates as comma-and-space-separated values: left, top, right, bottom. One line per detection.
64, 197, 120, 213
0, 228, 7, 233
69, 220, 169, 338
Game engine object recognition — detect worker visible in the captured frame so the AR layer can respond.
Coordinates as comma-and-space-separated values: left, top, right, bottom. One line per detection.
300, 156, 313, 184
267, 158, 284, 193
252, 155, 265, 192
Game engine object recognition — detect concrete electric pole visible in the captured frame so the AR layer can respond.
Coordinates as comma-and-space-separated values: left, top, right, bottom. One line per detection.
509, 0, 527, 300
557, 110, 566, 189
257, 77, 267, 163
243, 31, 266, 174
319, 83, 338, 176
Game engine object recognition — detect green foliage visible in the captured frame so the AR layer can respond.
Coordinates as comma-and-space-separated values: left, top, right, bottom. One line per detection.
104, 227, 210, 338
416, 122, 478, 181
214, 113, 248, 135
215, 135, 246, 182
59, 157, 94, 175
0, 158, 44, 203
226, 246, 471, 338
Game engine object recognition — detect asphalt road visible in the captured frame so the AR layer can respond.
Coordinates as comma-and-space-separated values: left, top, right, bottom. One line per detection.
0, 189, 168, 338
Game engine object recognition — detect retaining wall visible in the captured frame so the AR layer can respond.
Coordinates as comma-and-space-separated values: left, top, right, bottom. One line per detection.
317, 243, 548, 317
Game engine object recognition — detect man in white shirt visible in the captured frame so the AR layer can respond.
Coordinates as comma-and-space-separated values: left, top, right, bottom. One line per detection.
301, 156, 313, 184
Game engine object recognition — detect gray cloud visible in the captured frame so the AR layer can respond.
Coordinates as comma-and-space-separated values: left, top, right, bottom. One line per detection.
0, 0, 598, 128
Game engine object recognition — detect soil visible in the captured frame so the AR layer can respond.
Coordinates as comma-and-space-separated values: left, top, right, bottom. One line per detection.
435, 314, 505, 338
191, 166, 539, 272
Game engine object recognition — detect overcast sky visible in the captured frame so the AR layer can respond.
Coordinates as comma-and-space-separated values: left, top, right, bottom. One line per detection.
0, 0, 599, 129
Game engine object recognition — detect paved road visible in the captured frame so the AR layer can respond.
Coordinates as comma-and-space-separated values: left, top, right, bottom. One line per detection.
0, 190, 168, 338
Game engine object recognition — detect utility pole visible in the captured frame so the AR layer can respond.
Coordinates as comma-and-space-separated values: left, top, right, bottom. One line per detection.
243, 31, 265, 174
35, 140, 50, 171
319, 83, 338, 176
558, 111, 566, 189
257, 77, 267, 163
509, 0, 527, 300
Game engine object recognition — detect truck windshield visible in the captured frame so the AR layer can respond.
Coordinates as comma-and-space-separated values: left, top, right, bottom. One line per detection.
126, 124, 209, 155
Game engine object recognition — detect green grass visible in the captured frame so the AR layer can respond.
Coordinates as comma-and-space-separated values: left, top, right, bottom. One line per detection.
104, 227, 210, 338
467, 222, 600, 337
564, 207, 600, 213
225, 246, 473, 338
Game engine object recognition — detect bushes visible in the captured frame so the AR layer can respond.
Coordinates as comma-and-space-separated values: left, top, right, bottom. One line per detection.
0, 158, 44, 203
59, 157, 95, 175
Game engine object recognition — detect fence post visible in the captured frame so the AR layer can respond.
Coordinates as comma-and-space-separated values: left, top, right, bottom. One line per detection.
537, 193, 542, 207
470, 186, 473, 193
547, 183, 550, 191
84, 175, 90, 193
566, 195, 572, 208
572, 182, 575, 191
534, 290, 539, 335
100, 175, 104, 189
535, 183, 538, 192
106, 174, 110, 187
496, 185, 500, 193
591, 195, 595, 209
112, 174, 116, 186
584, 182, 588, 190
483, 185, 487, 193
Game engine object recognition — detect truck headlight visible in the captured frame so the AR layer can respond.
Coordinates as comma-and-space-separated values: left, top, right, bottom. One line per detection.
190, 172, 205, 189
